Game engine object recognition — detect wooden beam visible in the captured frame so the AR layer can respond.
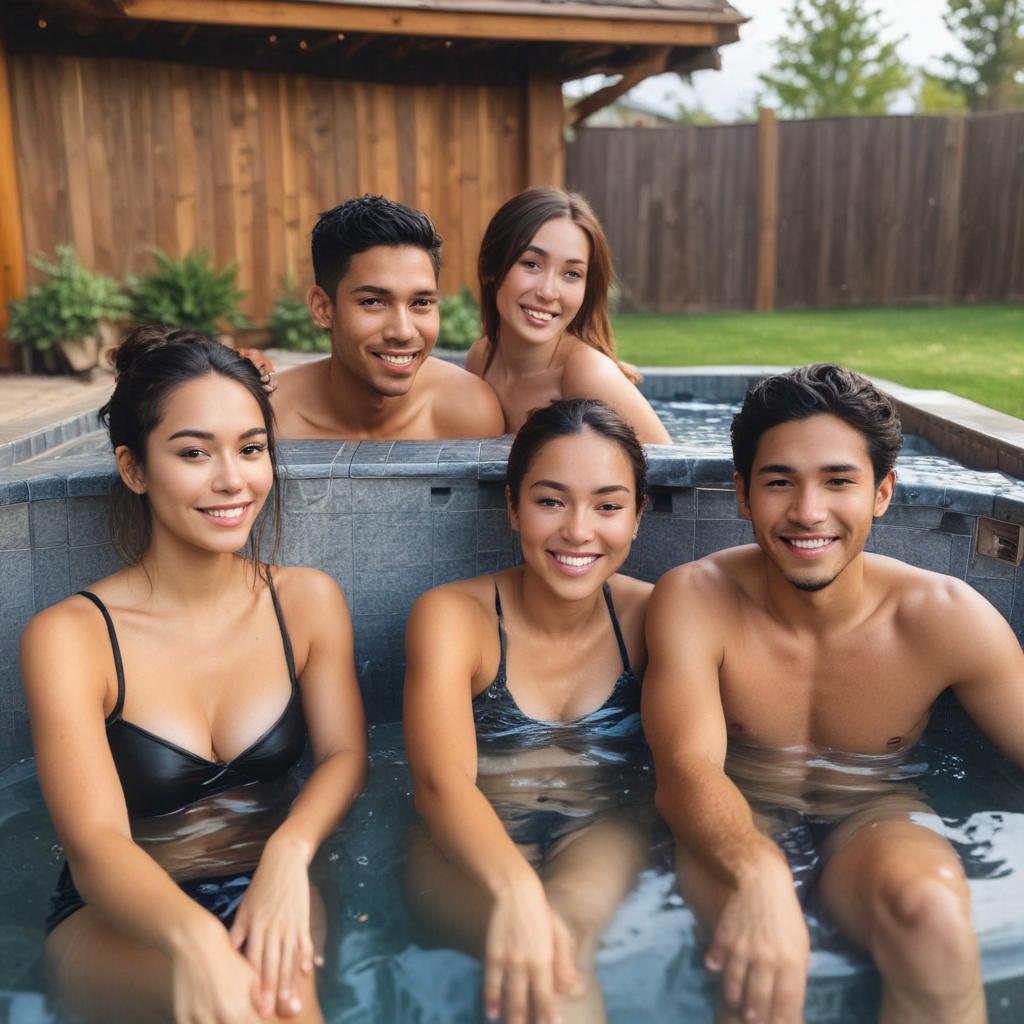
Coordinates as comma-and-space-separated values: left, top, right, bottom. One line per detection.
526, 73, 565, 188
566, 46, 671, 127
120, 1, 729, 47
755, 106, 778, 312
0, 30, 27, 369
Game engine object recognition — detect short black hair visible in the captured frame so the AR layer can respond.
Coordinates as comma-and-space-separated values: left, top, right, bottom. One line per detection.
731, 364, 902, 489
311, 194, 443, 299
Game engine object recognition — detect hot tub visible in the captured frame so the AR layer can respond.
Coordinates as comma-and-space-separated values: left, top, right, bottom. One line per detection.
0, 368, 1021, 1022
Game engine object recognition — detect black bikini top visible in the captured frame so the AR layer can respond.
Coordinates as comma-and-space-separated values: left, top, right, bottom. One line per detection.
79, 573, 306, 818
472, 582, 643, 755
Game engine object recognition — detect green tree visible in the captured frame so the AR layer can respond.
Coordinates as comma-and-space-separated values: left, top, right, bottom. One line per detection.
758, 0, 912, 117
936, 0, 1024, 111
916, 73, 969, 112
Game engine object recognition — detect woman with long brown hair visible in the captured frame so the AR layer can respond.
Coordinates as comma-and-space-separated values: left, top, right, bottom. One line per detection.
467, 187, 671, 444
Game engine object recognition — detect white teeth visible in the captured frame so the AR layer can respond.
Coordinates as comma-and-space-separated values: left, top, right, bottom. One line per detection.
378, 353, 416, 365
788, 537, 832, 549
204, 507, 246, 519
524, 308, 554, 322
554, 553, 597, 567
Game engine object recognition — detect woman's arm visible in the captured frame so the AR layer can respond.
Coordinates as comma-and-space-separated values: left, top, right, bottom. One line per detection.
404, 585, 581, 1023
561, 344, 672, 445
230, 568, 368, 1014
21, 601, 266, 1023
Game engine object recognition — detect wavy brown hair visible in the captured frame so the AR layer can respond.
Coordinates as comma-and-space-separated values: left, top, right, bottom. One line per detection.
478, 187, 639, 385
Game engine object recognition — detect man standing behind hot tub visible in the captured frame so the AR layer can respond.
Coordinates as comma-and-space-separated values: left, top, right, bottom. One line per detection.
643, 364, 1023, 1024
271, 195, 505, 439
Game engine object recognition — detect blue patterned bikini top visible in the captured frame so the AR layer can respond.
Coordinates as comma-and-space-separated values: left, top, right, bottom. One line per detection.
472, 582, 643, 757
79, 572, 306, 818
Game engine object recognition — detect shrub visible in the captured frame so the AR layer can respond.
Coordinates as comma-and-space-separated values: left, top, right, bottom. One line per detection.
7, 246, 130, 352
438, 287, 481, 351
127, 249, 249, 336
269, 279, 329, 352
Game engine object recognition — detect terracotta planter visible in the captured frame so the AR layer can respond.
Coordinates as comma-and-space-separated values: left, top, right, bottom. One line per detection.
58, 333, 101, 373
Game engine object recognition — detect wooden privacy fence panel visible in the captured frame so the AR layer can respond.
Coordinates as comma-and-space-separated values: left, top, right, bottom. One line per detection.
8, 51, 548, 320
567, 112, 1024, 312
568, 124, 758, 312
958, 112, 1024, 304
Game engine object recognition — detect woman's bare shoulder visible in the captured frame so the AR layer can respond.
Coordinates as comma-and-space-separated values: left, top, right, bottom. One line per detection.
20, 592, 116, 705
464, 337, 491, 376
269, 564, 347, 609
608, 572, 654, 613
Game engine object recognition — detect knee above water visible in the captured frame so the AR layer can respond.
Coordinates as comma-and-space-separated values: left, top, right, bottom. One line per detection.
876, 873, 976, 961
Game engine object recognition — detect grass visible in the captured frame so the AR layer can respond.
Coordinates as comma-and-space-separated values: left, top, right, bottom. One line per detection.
612, 305, 1024, 419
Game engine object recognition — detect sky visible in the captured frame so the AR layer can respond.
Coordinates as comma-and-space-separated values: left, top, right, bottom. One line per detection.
566, 1, 963, 121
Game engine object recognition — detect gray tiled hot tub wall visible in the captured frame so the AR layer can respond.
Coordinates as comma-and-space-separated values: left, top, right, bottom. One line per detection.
1, 440, 1023, 773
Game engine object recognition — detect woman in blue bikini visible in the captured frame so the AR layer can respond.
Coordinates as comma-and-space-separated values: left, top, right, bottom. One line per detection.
404, 399, 653, 1024
21, 326, 367, 1024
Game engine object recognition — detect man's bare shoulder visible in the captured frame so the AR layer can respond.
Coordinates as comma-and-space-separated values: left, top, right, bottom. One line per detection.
656, 545, 763, 606
421, 356, 505, 438
867, 552, 1009, 634
269, 359, 331, 435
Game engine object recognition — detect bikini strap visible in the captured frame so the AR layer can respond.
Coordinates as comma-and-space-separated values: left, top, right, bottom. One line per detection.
492, 584, 508, 686
266, 569, 298, 687
602, 582, 632, 675
78, 591, 126, 725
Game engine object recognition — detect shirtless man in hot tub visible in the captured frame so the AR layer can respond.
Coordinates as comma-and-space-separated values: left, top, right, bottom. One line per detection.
271, 195, 504, 441
643, 364, 1024, 1024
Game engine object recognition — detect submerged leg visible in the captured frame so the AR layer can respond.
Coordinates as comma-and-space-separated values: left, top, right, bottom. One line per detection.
819, 815, 984, 1024
403, 823, 498, 955
46, 905, 323, 1024
539, 812, 649, 1024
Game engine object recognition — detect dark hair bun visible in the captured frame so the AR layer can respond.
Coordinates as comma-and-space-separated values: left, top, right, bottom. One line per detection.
110, 324, 213, 379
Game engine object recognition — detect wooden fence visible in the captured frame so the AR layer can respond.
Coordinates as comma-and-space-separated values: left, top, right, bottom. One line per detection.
567, 111, 1024, 312
6, 51, 562, 326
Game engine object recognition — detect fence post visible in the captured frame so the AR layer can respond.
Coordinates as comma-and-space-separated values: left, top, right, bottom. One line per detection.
937, 115, 965, 304
755, 106, 778, 312
0, 30, 26, 369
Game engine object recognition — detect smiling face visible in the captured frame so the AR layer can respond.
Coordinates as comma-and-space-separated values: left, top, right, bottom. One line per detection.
736, 413, 895, 592
509, 428, 641, 599
309, 244, 440, 398
117, 373, 274, 555
494, 216, 589, 349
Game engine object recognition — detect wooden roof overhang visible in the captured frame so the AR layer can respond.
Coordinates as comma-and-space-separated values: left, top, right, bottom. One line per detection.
4, 1, 743, 97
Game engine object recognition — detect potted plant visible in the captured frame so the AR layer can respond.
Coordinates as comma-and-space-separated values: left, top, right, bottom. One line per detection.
127, 249, 250, 342
268, 277, 330, 353
6, 246, 131, 375
437, 286, 481, 351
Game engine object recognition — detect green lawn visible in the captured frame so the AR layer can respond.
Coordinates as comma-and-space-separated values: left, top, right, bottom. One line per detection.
612, 305, 1024, 419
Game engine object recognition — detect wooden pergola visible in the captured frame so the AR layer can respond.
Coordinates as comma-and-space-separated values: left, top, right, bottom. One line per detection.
0, 0, 744, 366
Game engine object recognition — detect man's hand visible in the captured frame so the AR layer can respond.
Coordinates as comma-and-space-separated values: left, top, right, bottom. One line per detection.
705, 847, 809, 1024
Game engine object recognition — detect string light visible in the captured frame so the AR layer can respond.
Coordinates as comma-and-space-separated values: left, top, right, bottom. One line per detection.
37, 18, 48, 29
268, 33, 278, 44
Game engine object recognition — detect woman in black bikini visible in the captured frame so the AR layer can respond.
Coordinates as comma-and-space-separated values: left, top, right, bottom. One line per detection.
404, 399, 653, 1024
21, 326, 367, 1024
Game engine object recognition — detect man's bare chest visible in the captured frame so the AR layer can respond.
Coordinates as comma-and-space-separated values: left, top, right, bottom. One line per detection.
719, 626, 945, 754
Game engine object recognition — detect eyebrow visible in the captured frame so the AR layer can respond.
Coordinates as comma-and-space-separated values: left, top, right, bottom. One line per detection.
523, 245, 587, 266
757, 462, 864, 475
167, 427, 268, 441
529, 480, 631, 495
350, 284, 438, 296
